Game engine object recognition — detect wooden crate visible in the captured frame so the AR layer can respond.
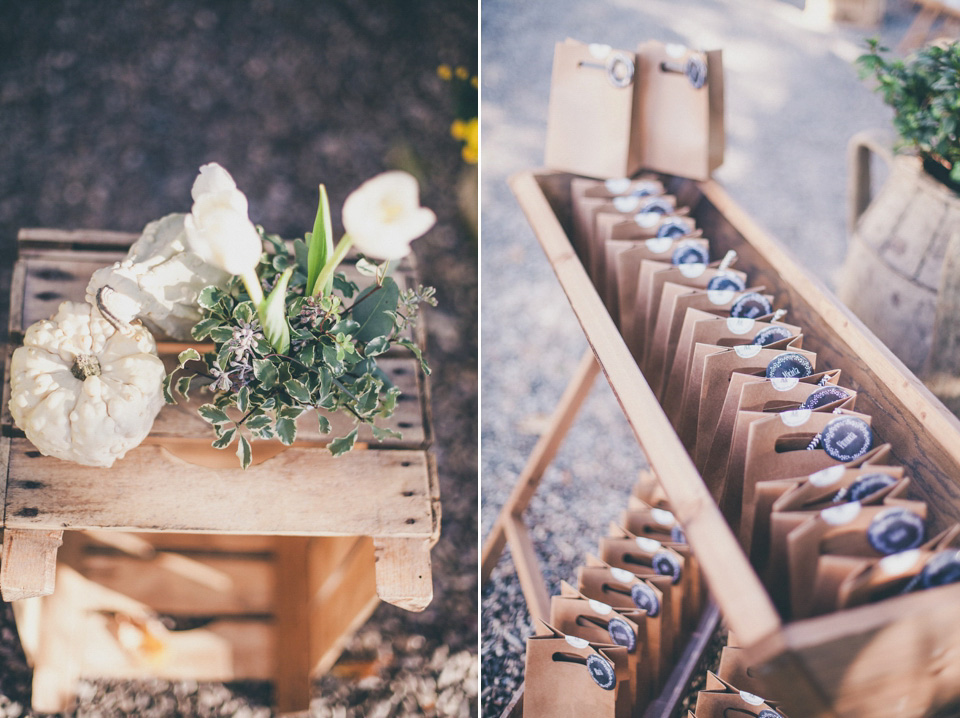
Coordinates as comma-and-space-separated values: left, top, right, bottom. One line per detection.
0, 229, 440, 713
509, 169, 960, 718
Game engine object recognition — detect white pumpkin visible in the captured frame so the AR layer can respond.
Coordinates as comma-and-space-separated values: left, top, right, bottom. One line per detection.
9, 301, 166, 468
86, 213, 230, 340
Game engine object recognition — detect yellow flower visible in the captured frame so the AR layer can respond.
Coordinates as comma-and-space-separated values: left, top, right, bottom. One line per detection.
455, 65, 469, 80
471, 75, 478, 89
437, 64, 452, 81
451, 118, 466, 140
460, 117, 478, 165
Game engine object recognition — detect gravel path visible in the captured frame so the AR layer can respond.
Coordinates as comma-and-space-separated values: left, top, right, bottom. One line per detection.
0, 2, 477, 716
480, 1, 915, 715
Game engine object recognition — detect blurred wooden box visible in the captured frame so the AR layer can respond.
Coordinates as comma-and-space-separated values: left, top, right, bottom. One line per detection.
806, 0, 886, 26
0, 229, 440, 713
509, 169, 960, 718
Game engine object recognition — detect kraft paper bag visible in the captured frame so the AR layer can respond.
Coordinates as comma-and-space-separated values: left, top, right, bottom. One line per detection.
737, 408, 874, 553
599, 534, 686, 653
552, 582, 650, 711
702, 370, 847, 500
661, 307, 791, 424
570, 175, 664, 264
577, 556, 673, 691
632, 470, 671, 509
787, 498, 929, 618
676, 339, 815, 455
614, 237, 707, 336
544, 39, 644, 179
716, 646, 780, 700
526, 621, 632, 718
617, 509, 703, 628
603, 232, 702, 317
637, 42, 724, 181
694, 673, 782, 718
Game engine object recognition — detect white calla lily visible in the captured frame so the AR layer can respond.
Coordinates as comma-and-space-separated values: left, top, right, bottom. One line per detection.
341, 171, 436, 260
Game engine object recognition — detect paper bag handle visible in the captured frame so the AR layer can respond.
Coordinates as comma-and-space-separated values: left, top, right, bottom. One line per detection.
847, 128, 895, 234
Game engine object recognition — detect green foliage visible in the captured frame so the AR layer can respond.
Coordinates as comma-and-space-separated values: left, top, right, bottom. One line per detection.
858, 39, 960, 186
165, 233, 434, 467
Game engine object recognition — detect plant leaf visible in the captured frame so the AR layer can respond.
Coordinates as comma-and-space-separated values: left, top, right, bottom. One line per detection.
276, 417, 298, 446
397, 338, 431, 375
191, 317, 221, 341
259, 268, 294, 354
317, 414, 331, 435
162, 374, 176, 404
307, 184, 334, 295
350, 277, 400, 342
364, 336, 390, 357
198, 286, 224, 310
236, 385, 250, 413
237, 433, 252, 469
371, 424, 402, 442
245, 413, 273, 432
199, 404, 231, 425
212, 427, 237, 449
284, 378, 312, 403
178, 348, 201, 368
210, 326, 235, 343
329, 427, 358, 457
176, 374, 194, 399
253, 358, 279, 390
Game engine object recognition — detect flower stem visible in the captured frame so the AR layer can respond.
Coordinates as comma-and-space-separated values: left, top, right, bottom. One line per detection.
240, 270, 264, 307
312, 234, 354, 297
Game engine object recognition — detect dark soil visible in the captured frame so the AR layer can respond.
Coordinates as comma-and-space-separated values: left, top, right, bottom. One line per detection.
0, 1, 477, 716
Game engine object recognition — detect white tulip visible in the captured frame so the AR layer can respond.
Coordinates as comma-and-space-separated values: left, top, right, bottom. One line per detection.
184, 163, 263, 278
341, 171, 436, 260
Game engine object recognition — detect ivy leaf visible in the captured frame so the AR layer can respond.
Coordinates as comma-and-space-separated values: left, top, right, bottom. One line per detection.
237, 433, 252, 469
364, 336, 390, 357
259, 267, 293, 354
210, 327, 235, 343
212, 427, 237, 449
245, 414, 273, 432
278, 405, 307, 420
372, 425, 403, 442
233, 301, 255, 325
284, 379, 312, 403
355, 257, 380, 277
321, 342, 346, 375
198, 286, 224, 310
350, 277, 400, 342
307, 184, 335, 295
297, 342, 316, 367
333, 274, 358, 298
199, 404, 231, 425
329, 427, 358, 457
191, 317, 221, 341
276, 417, 298, 446
293, 238, 309, 274
162, 374, 176, 404
178, 348, 201, 368
236, 386, 250, 413
317, 414, 331, 435
253, 358, 279, 390
176, 374, 194, 399
397, 338, 431, 375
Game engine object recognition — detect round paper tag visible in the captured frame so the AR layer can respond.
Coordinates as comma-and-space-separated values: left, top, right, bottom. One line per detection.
604, 178, 631, 195
635, 536, 662, 553
671, 240, 709, 266
633, 211, 660, 228
607, 616, 637, 652
610, 567, 635, 584
821, 501, 862, 526
867, 508, 925, 555
565, 634, 590, 649
726, 317, 755, 335
844, 473, 897, 502
670, 524, 687, 544
766, 353, 814, 382
630, 582, 660, 617
740, 691, 765, 706
589, 43, 612, 59
730, 292, 773, 319
809, 465, 846, 487
652, 550, 682, 584
656, 218, 688, 239
685, 55, 708, 89
878, 548, 923, 576
758, 711, 782, 718
753, 325, 793, 346
641, 197, 673, 214
588, 599, 612, 615
586, 653, 617, 690
651, 508, 676, 526
921, 550, 960, 588
780, 408, 812, 427
633, 180, 658, 197
800, 386, 850, 410
665, 43, 686, 58
644, 237, 672, 254
678, 262, 706, 278
734, 344, 763, 359
821, 417, 872, 463
613, 195, 640, 212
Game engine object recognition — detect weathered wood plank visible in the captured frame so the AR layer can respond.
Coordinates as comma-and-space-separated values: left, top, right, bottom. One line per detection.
373, 536, 432, 611
1, 528, 63, 601
274, 537, 312, 713
6, 441, 434, 538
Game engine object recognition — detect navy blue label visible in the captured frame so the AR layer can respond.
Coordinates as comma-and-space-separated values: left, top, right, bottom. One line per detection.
586, 653, 617, 690
656, 219, 687, 239
867, 508, 925, 555
766, 352, 814, 380
707, 273, 746, 293
821, 417, 873, 463
671, 240, 709, 266
652, 550, 682, 584
685, 56, 708, 89
843, 473, 897, 502
630, 582, 661, 617
670, 524, 687, 545
753, 325, 792, 346
921, 551, 960, 589
607, 617, 636, 652
800, 386, 850, 410
730, 292, 773, 319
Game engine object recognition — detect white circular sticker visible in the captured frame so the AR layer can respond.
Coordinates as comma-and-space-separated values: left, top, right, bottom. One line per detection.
589, 43, 612, 59
771, 377, 800, 392
809, 465, 846, 487
651, 508, 676, 526
634, 210, 660, 228
678, 262, 706, 278
666, 43, 687, 59
780, 408, 812, 427
610, 567, 635, 584
565, 635, 590, 649
726, 317, 755, 335
604, 178, 631, 195
821, 501, 862, 526
589, 599, 613, 615
644, 237, 672, 253
708, 289, 736, 305
879, 549, 923, 576
740, 691, 765, 706
635, 536, 662, 553
734, 344, 763, 359
613, 195, 640, 212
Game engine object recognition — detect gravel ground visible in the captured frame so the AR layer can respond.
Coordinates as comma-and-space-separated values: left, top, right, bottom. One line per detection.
0, 2, 477, 716
480, 1, 917, 715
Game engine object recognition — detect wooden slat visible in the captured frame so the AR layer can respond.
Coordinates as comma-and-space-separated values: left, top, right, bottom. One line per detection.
274, 537, 312, 713
509, 170, 783, 647
373, 536, 433, 611
6, 441, 434, 538
1, 528, 63, 601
